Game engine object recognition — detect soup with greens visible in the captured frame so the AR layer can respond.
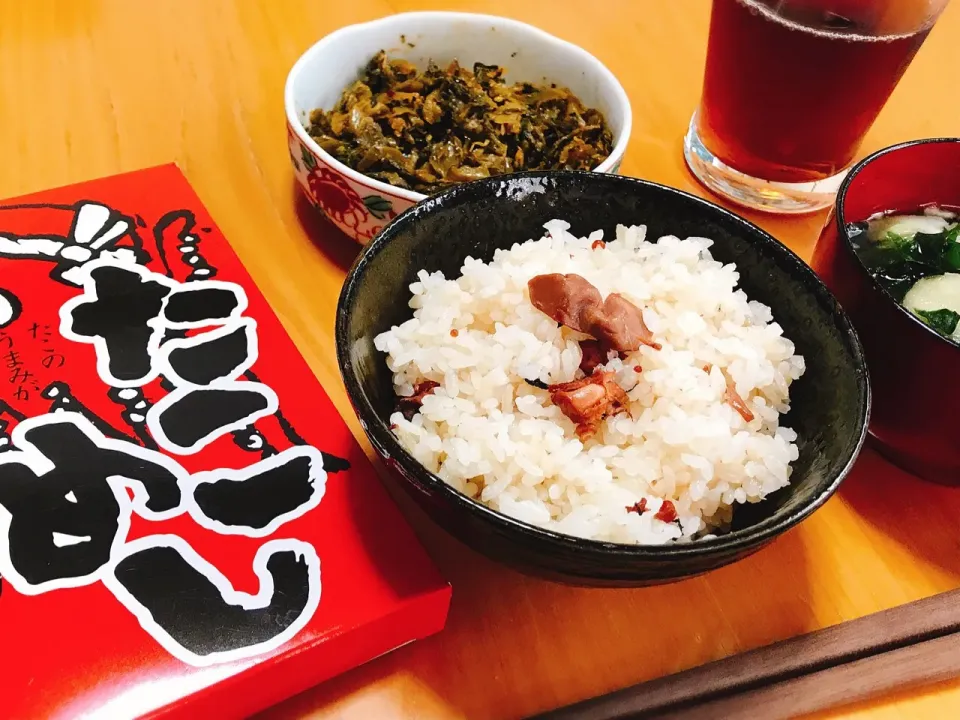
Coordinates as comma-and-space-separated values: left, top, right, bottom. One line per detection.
848, 205, 960, 343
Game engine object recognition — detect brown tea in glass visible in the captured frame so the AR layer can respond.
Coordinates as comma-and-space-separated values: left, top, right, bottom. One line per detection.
684, 0, 950, 214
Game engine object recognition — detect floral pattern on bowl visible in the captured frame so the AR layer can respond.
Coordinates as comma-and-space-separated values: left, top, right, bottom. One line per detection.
287, 122, 411, 243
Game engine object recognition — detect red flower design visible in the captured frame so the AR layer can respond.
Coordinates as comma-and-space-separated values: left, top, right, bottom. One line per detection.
307, 165, 369, 232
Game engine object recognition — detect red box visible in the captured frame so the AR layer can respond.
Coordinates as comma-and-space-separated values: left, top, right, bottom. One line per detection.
0, 165, 450, 719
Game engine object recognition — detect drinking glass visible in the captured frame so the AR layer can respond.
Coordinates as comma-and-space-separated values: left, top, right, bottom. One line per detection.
684, 0, 951, 214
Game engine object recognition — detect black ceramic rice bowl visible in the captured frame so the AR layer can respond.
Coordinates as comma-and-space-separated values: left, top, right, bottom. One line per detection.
336, 171, 870, 587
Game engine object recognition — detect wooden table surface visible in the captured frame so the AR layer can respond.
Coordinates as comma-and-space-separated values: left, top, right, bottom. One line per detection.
2, 1, 959, 718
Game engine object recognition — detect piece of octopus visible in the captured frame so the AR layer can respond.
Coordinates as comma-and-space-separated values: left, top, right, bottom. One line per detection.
548, 371, 630, 440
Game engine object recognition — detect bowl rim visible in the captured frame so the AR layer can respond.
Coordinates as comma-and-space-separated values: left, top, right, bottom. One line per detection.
336, 170, 871, 560
283, 11, 633, 203
833, 136, 960, 351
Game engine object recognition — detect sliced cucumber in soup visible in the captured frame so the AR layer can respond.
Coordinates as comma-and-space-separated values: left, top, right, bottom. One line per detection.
866, 214, 952, 243
902, 273, 960, 341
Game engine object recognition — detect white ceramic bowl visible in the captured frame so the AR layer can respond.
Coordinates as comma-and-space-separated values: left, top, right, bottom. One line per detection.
284, 11, 632, 244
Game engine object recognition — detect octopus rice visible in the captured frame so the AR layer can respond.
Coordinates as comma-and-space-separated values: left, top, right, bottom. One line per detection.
374, 220, 805, 544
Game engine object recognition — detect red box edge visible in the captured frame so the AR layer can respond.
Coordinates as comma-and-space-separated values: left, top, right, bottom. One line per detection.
145, 583, 452, 720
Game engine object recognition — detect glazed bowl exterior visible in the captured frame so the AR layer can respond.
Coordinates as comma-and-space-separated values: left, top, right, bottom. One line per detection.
284, 11, 631, 243
811, 138, 960, 484
338, 172, 870, 586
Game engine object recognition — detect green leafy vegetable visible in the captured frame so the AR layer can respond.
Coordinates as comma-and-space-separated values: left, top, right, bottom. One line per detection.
946, 243, 960, 272
853, 214, 960, 302
915, 231, 952, 265
915, 308, 960, 335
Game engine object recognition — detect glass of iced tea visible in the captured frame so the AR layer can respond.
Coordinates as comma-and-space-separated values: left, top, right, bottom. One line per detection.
684, 0, 951, 214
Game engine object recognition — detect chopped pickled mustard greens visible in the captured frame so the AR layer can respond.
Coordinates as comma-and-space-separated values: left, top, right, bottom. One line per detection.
307, 51, 613, 195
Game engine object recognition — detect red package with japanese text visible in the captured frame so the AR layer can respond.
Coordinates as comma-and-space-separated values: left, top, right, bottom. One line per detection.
0, 165, 451, 719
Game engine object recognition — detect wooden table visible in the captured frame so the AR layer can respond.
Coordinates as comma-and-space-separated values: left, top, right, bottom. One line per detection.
2, 1, 959, 718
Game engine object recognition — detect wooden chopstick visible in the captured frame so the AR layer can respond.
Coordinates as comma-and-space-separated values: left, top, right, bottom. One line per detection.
653, 631, 960, 720
529, 588, 960, 720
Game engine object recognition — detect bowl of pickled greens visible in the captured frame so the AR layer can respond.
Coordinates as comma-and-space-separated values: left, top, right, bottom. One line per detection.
284, 11, 631, 244
812, 138, 960, 484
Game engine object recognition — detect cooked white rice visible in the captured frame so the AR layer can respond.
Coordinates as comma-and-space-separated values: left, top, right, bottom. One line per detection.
374, 220, 805, 544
